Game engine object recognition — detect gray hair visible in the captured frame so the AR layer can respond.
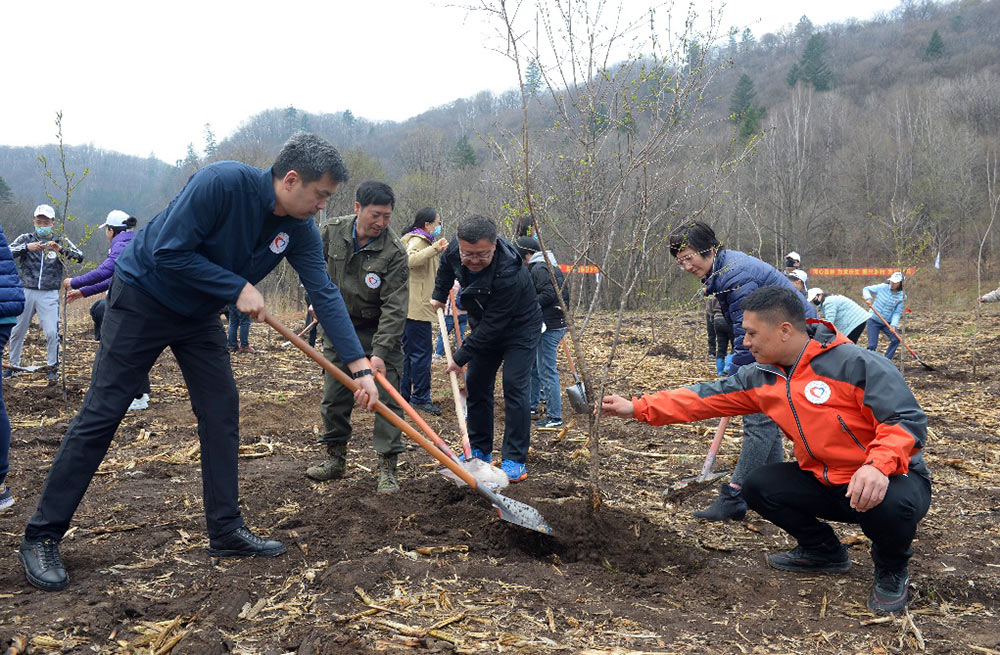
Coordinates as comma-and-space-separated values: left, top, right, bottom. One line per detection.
272, 132, 349, 185
456, 214, 497, 243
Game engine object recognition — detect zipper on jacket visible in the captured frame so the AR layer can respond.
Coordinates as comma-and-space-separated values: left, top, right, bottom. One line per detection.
776, 344, 832, 484
837, 415, 865, 450
37, 241, 45, 290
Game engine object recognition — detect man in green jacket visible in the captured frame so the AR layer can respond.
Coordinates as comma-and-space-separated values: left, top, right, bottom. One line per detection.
306, 182, 410, 493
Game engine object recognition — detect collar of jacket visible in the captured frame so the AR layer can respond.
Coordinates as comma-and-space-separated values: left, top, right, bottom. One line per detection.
701, 248, 728, 288
259, 167, 278, 214
752, 318, 850, 378
344, 216, 391, 252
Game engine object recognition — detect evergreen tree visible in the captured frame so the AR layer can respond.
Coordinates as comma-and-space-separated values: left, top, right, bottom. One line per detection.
0, 175, 12, 204
524, 58, 543, 97
450, 135, 476, 169
739, 105, 766, 141
800, 33, 832, 91
685, 40, 702, 75
925, 30, 944, 60
786, 63, 802, 88
342, 109, 355, 127
740, 28, 756, 53
729, 74, 757, 122
282, 105, 298, 136
203, 123, 217, 159
794, 15, 814, 43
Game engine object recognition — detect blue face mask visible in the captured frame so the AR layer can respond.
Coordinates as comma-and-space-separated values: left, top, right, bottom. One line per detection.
431, 225, 442, 239
35, 226, 53, 238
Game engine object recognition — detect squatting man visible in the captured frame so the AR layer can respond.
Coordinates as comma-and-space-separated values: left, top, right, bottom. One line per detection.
601, 286, 931, 615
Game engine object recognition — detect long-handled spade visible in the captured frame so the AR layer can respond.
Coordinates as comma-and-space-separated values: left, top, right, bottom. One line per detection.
2, 363, 56, 374
870, 305, 935, 371
662, 417, 731, 504
436, 306, 471, 458
266, 315, 552, 535
560, 339, 589, 415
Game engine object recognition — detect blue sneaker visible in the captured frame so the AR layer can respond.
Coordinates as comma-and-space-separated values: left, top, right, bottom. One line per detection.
459, 448, 492, 464
534, 418, 562, 429
500, 460, 527, 483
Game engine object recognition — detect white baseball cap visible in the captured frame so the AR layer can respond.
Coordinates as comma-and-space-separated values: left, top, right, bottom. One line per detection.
785, 251, 800, 261
100, 210, 131, 229
888, 272, 904, 284
789, 268, 808, 282
807, 287, 823, 303
34, 204, 56, 220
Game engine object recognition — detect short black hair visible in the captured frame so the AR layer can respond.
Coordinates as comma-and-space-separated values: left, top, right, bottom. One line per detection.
272, 132, 349, 185
356, 181, 395, 209
457, 215, 497, 243
741, 286, 807, 332
667, 220, 720, 257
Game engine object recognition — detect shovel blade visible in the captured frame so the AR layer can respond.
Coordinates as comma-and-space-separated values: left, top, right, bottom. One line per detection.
661, 470, 728, 505
566, 381, 589, 415
478, 486, 553, 535
437, 458, 509, 490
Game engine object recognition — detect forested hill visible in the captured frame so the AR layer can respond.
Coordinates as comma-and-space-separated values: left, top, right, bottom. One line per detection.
2, 0, 999, 270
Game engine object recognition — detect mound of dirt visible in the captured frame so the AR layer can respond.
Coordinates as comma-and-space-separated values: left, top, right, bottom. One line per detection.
646, 341, 685, 358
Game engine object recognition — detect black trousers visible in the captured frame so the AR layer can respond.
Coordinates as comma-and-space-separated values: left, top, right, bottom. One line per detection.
26, 277, 243, 541
743, 462, 931, 571
465, 334, 539, 464
713, 317, 735, 359
91, 297, 150, 398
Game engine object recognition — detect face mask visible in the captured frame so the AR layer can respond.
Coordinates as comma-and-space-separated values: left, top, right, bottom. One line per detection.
35, 226, 53, 238
785, 259, 796, 268
431, 225, 442, 239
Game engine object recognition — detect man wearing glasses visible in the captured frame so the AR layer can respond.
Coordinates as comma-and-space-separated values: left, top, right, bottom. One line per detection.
669, 221, 817, 522
430, 215, 541, 482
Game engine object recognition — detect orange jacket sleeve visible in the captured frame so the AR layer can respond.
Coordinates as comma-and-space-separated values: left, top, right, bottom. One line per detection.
632, 375, 763, 426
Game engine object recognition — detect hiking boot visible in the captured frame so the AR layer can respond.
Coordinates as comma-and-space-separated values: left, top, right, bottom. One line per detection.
46, 368, 59, 383
305, 443, 348, 481
412, 402, 442, 416
534, 418, 563, 429
19, 538, 69, 591
128, 393, 150, 411
238, 345, 257, 354
767, 544, 852, 573
868, 566, 910, 614
693, 483, 747, 521
377, 454, 400, 494
459, 448, 492, 464
0, 485, 14, 512
1, 369, 14, 380
500, 459, 527, 483
208, 526, 286, 558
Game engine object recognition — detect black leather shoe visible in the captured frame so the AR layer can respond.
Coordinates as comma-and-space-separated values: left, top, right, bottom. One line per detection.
208, 526, 286, 558
693, 483, 747, 521
413, 402, 442, 416
19, 538, 69, 591
767, 544, 852, 573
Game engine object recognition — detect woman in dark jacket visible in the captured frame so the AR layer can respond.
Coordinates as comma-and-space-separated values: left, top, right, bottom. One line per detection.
63, 210, 149, 411
1, 221, 27, 511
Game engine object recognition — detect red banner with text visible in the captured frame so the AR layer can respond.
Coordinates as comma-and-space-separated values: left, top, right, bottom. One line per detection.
809, 267, 916, 277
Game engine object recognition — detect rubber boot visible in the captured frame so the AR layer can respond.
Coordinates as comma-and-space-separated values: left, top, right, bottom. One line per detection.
724, 353, 733, 372
377, 454, 400, 494
305, 443, 348, 481
693, 483, 747, 521
715, 357, 725, 376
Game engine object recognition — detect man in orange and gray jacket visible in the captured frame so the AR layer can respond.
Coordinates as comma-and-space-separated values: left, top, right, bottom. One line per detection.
602, 286, 931, 615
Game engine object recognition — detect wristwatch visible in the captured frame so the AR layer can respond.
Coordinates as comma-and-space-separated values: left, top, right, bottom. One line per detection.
350, 368, 373, 379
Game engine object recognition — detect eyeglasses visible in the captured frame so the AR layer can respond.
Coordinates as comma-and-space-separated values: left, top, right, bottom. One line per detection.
675, 251, 709, 268
460, 249, 494, 262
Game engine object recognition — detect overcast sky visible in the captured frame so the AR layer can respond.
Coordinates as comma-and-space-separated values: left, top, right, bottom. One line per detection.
2, 0, 902, 164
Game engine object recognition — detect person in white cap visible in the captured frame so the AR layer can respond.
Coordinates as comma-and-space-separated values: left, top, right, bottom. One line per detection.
787, 268, 808, 294
808, 287, 869, 343
862, 272, 906, 360
4, 205, 83, 382
784, 251, 801, 275
62, 210, 149, 410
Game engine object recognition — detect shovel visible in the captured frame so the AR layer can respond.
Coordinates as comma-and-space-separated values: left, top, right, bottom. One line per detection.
436, 306, 471, 459
560, 339, 589, 415
265, 315, 551, 535
662, 416, 730, 504
870, 305, 935, 371
2, 363, 55, 374
446, 290, 468, 417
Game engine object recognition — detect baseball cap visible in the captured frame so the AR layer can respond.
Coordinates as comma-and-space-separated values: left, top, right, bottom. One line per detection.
789, 269, 808, 282
807, 288, 823, 303
785, 251, 800, 261
34, 204, 56, 220
888, 272, 904, 284
100, 210, 131, 229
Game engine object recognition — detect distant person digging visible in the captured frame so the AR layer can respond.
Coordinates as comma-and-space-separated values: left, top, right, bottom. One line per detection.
18, 132, 379, 592
977, 285, 1000, 304
602, 286, 932, 615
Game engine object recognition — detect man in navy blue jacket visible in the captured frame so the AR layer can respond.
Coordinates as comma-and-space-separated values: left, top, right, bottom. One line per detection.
18, 133, 379, 592
669, 221, 818, 522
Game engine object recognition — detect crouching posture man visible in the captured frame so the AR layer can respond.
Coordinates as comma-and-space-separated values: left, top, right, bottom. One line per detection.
18, 133, 378, 591
602, 286, 931, 614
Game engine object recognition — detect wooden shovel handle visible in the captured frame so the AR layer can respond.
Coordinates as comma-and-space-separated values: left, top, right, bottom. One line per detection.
374, 370, 460, 462
436, 307, 472, 458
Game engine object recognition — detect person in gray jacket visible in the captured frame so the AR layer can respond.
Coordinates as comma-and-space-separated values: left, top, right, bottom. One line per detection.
807, 288, 868, 343
5, 204, 83, 382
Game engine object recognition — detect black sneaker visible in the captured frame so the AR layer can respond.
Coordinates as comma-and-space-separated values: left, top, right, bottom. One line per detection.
208, 526, 286, 558
767, 544, 852, 573
19, 538, 69, 591
868, 566, 910, 614
412, 402, 442, 416
693, 483, 747, 521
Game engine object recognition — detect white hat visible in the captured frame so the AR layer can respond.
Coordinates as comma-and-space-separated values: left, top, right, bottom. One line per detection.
34, 204, 56, 220
789, 268, 808, 282
807, 288, 823, 303
888, 271, 904, 284
100, 210, 131, 229
785, 251, 800, 262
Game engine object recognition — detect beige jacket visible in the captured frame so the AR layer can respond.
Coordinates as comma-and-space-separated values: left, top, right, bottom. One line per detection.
402, 231, 440, 322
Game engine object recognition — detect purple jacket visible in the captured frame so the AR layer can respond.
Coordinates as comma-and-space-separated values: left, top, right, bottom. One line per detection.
71, 231, 135, 297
